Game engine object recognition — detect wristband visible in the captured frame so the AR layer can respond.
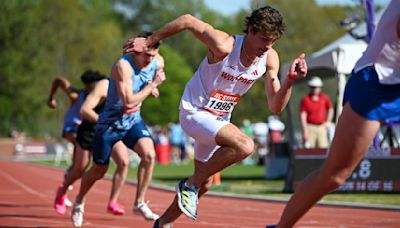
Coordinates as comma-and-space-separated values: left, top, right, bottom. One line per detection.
288, 74, 296, 81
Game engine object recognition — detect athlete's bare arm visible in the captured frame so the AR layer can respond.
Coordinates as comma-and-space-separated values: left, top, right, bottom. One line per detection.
123, 14, 235, 63
151, 54, 165, 98
112, 59, 165, 114
80, 79, 108, 123
325, 107, 334, 127
264, 52, 307, 113
155, 53, 165, 72
47, 77, 80, 108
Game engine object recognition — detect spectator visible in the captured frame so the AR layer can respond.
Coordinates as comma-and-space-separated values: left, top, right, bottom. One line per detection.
267, 115, 285, 143
300, 76, 333, 148
169, 123, 188, 163
241, 119, 254, 139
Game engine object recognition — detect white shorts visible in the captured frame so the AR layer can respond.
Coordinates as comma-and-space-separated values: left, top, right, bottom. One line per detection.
179, 109, 229, 162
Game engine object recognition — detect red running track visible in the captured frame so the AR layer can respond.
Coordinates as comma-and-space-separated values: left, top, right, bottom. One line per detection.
0, 160, 399, 228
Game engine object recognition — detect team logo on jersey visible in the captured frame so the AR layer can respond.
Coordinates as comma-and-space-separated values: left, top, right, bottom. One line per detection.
220, 71, 255, 85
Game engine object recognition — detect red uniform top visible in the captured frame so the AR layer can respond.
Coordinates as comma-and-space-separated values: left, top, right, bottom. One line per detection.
300, 93, 333, 125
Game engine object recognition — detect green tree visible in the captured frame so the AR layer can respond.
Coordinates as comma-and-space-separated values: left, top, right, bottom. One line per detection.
0, 0, 50, 135
0, 0, 124, 136
0, 0, 359, 138
114, 0, 237, 68
250, 0, 348, 63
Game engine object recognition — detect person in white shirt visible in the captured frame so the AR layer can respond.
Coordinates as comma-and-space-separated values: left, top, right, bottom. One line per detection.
124, 6, 307, 228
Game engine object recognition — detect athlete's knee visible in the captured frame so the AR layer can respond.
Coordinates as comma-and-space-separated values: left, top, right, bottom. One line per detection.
95, 169, 107, 179
69, 166, 85, 178
70, 161, 88, 176
324, 168, 353, 191
237, 135, 254, 159
140, 150, 156, 165
90, 164, 108, 179
116, 158, 129, 170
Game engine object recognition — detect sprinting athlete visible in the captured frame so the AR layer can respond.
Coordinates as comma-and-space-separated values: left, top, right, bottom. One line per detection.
48, 70, 104, 208
123, 6, 307, 228
48, 71, 101, 144
53, 72, 131, 216
70, 32, 165, 227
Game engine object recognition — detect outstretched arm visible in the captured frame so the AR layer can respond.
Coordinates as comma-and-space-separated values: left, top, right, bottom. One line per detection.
264, 51, 307, 113
123, 14, 235, 63
113, 59, 165, 114
80, 79, 108, 123
47, 77, 79, 108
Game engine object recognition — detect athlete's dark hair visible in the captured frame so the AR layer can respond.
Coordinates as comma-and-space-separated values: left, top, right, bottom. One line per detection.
137, 31, 161, 49
243, 6, 286, 37
80, 70, 106, 84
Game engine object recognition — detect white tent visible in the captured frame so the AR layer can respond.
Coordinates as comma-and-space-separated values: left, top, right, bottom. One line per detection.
280, 34, 367, 76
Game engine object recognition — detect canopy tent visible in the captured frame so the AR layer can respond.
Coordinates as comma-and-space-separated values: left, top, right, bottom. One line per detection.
280, 35, 367, 76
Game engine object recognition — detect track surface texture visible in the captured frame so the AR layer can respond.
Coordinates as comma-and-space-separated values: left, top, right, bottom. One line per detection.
0, 160, 399, 228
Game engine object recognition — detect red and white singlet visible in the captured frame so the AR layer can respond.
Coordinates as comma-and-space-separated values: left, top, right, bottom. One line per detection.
179, 35, 267, 119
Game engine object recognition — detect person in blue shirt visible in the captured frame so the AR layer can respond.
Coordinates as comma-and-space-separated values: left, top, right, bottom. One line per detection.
169, 123, 188, 163
70, 32, 165, 227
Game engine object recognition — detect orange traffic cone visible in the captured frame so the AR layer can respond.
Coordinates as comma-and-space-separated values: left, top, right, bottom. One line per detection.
212, 172, 221, 186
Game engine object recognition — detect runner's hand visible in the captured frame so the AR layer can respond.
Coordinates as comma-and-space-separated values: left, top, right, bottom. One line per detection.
288, 53, 307, 80
152, 69, 166, 87
47, 98, 57, 109
123, 37, 148, 54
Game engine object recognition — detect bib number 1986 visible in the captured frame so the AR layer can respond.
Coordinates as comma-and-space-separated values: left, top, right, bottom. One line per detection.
203, 90, 240, 116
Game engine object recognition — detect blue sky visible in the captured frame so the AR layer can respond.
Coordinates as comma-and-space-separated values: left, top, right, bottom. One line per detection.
204, 0, 249, 15
205, 0, 390, 15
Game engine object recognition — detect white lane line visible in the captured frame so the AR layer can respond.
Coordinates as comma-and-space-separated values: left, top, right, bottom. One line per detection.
0, 170, 49, 201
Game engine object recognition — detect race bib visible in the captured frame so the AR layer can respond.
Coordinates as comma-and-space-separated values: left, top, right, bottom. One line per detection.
203, 90, 240, 116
